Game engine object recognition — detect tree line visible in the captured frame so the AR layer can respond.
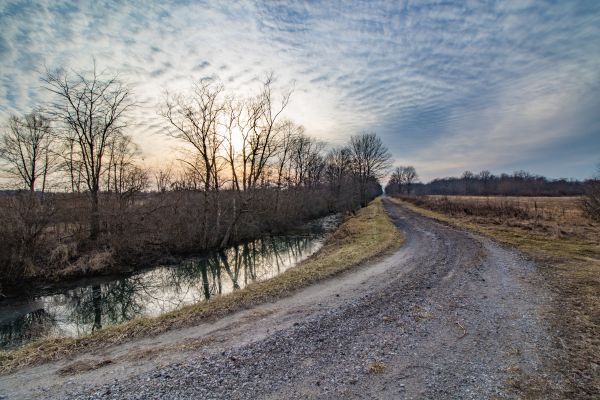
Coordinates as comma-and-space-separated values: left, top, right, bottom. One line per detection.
0, 64, 392, 288
385, 167, 600, 222
386, 169, 595, 197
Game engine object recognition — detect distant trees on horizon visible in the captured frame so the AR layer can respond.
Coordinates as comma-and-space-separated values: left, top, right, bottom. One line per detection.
385, 168, 596, 197
386, 166, 418, 195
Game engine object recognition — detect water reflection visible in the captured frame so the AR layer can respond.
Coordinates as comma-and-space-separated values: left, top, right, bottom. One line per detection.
0, 215, 338, 349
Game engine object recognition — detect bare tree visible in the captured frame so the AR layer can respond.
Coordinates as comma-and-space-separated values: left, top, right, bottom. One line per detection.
43, 64, 134, 239
104, 134, 147, 197
272, 119, 300, 212
350, 133, 392, 206
161, 79, 224, 191
582, 164, 600, 221
249, 73, 291, 189
290, 132, 310, 186
238, 74, 291, 191
219, 75, 292, 247
0, 112, 55, 192
283, 131, 328, 190
273, 119, 299, 190
222, 96, 243, 191
393, 166, 418, 194
161, 78, 225, 248
0, 112, 57, 278
154, 165, 173, 192
325, 147, 352, 191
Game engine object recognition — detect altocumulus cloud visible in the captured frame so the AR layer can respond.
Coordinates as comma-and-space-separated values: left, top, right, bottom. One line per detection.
1, 0, 599, 179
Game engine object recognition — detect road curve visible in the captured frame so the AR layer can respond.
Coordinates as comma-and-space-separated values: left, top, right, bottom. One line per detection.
1, 198, 565, 399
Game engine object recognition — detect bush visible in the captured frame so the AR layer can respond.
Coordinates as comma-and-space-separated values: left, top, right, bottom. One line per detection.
582, 181, 600, 222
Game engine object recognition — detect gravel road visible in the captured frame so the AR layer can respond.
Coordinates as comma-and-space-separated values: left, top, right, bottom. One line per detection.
0, 198, 566, 399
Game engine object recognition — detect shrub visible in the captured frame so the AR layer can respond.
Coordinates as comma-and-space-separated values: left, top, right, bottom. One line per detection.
582, 181, 600, 222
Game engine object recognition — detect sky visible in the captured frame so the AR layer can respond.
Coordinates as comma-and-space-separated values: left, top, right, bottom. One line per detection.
1, 0, 599, 182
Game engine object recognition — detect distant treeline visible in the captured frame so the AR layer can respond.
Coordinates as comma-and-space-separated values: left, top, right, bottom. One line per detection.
386, 169, 595, 197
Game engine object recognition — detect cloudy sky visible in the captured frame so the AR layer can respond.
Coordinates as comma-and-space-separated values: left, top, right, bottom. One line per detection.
1, 0, 599, 181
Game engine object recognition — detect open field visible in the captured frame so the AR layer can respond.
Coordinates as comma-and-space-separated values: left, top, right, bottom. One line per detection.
0, 198, 403, 374
392, 195, 600, 397
407, 195, 598, 241
427, 195, 585, 220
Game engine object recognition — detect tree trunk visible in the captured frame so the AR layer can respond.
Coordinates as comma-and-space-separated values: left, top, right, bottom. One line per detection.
202, 189, 209, 249
90, 190, 100, 240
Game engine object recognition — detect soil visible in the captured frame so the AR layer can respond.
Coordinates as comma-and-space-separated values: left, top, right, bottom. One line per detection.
0, 198, 569, 399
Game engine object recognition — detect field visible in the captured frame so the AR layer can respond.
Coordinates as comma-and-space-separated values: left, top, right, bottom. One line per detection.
408, 195, 597, 241
393, 195, 600, 396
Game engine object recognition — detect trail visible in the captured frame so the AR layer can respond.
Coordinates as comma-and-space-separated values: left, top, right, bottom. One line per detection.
0, 198, 565, 399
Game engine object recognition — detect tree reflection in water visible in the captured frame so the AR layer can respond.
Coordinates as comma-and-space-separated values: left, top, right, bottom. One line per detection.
0, 308, 56, 348
0, 216, 338, 349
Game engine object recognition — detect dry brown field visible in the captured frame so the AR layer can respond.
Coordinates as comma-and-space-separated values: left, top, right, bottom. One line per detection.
417, 195, 598, 241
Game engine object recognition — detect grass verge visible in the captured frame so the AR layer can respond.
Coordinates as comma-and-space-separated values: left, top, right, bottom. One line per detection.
390, 196, 600, 398
0, 198, 403, 374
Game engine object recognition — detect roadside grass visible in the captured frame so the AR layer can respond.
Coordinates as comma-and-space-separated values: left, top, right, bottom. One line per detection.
0, 198, 404, 374
390, 196, 600, 398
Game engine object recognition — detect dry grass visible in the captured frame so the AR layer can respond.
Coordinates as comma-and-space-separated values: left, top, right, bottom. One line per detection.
415, 195, 598, 241
427, 195, 586, 220
392, 196, 600, 398
368, 361, 386, 374
0, 198, 404, 374
391, 195, 600, 260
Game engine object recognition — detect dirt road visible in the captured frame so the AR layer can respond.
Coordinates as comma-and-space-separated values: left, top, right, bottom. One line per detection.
0, 198, 566, 399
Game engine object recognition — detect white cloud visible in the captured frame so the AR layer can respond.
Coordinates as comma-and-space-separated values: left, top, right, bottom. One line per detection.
0, 0, 599, 178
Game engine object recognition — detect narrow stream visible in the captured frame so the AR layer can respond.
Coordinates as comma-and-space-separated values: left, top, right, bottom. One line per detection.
0, 214, 340, 349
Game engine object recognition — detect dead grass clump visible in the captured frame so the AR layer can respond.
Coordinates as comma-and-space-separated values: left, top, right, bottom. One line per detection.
368, 361, 386, 374
60, 249, 115, 277
410, 304, 434, 322
581, 182, 600, 222
0, 198, 404, 374
48, 242, 78, 268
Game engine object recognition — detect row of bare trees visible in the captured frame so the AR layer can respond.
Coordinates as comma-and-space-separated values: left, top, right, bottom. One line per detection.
0, 64, 142, 244
0, 64, 392, 287
386, 168, 597, 198
385, 166, 419, 195
158, 76, 391, 248
386, 166, 599, 222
